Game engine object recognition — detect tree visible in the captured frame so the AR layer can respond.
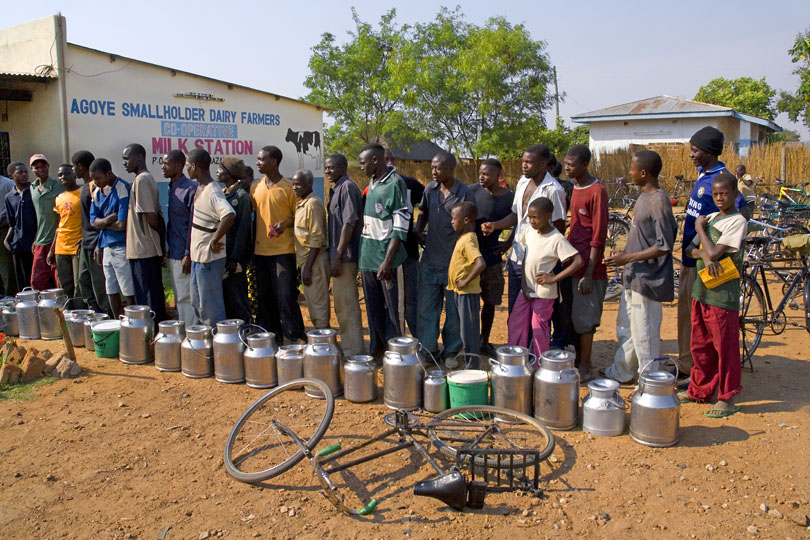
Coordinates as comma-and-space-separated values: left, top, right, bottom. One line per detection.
766, 129, 801, 143
694, 77, 776, 120
397, 8, 554, 161
777, 29, 810, 129
303, 9, 414, 156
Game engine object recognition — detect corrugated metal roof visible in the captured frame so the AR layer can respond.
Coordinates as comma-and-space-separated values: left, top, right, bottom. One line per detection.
572, 95, 731, 119
0, 72, 57, 82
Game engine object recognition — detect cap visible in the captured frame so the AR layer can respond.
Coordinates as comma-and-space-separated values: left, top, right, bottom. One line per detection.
29, 154, 49, 166
221, 157, 246, 180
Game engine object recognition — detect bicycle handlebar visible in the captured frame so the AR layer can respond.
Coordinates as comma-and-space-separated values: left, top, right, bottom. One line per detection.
316, 443, 341, 458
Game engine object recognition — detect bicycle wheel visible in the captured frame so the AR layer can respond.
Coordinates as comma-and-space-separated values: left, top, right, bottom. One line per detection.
804, 271, 810, 335
672, 257, 682, 299
604, 217, 630, 301
224, 378, 334, 484
427, 405, 555, 469
740, 276, 766, 362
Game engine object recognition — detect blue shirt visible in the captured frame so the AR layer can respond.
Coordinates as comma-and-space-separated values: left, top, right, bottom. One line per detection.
167, 175, 198, 260
4, 186, 36, 252
90, 177, 130, 249
418, 179, 472, 268
682, 162, 747, 267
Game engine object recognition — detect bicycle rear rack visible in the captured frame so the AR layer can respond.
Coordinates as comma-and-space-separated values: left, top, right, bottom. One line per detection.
456, 448, 542, 494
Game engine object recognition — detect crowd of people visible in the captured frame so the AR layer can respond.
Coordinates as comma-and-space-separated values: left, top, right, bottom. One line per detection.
0, 125, 747, 417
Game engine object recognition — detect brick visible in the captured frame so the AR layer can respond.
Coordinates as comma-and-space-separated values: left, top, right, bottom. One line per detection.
6, 346, 26, 366
54, 357, 81, 378
20, 349, 40, 369
40, 349, 53, 360
0, 364, 22, 384
43, 354, 65, 376
21, 355, 46, 382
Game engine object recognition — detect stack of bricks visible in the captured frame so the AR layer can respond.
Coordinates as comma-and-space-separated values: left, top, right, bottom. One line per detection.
0, 343, 79, 383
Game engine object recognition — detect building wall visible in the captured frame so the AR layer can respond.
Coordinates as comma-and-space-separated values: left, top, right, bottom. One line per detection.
0, 81, 63, 168
0, 16, 61, 76
588, 117, 722, 155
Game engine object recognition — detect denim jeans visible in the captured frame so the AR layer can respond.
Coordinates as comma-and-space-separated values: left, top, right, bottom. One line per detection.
130, 256, 168, 323
190, 258, 226, 327
416, 262, 461, 358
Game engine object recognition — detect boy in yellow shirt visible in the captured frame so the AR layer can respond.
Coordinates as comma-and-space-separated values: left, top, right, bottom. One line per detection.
48, 164, 83, 298
447, 201, 486, 367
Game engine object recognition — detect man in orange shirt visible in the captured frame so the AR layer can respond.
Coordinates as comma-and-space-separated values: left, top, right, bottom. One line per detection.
250, 146, 305, 343
48, 164, 83, 299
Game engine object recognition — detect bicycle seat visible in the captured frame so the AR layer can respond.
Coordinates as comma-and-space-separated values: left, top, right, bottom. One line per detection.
413, 470, 468, 510
746, 236, 773, 246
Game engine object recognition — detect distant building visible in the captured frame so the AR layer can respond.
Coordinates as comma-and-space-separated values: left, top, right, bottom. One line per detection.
572, 95, 782, 157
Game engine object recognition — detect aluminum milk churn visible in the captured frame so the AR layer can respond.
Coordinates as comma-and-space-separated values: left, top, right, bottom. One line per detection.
306, 328, 344, 362
15, 289, 40, 340
630, 370, 680, 447
213, 319, 246, 383
244, 332, 278, 389
533, 349, 580, 430
304, 342, 342, 398
582, 378, 626, 437
119, 305, 155, 364
84, 313, 108, 352
1, 299, 19, 337
383, 350, 424, 410
387, 336, 428, 369
276, 344, 305, 386
38, 288, 66, 340
154, 320, 185, 372
343, 355, 377, 403
64, 309, 94, 347
423, 370, 449, 413
490, 345, 534, 415
182, 324, 214, 378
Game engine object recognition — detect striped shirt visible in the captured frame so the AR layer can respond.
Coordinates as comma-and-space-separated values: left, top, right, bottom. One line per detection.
359, 167, 411, 272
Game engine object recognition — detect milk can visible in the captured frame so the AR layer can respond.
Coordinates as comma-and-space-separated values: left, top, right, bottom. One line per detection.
154, 320, 185, 372
582, 378, 626, 437
304, 342, 342, 398
213, 319, 246, 383
343, 355, 377, 403
84, 313, 109, 352
630, 370, 680, 447
37, 288, 66, 340
533, 349, 580, 430
1, 300, 19, 337
423, 370, 449, 413
490, 345, 534, 415
15, 289, 40, 340
383, 350, 424, 411
119, 305, 155, 364
64, 309, 94, 347
276, 344, 305, 386
181, 324, 214, 378
306, 328, 344, 361
244, 332, 278, 389
387, 336, 428, 369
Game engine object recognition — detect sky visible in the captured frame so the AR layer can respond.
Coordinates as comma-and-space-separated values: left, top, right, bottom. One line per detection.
6, 0, 810, 139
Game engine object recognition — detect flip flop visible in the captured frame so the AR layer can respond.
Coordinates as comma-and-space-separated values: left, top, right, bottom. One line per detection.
704, 405, 741, 418
677, 391, 697, 404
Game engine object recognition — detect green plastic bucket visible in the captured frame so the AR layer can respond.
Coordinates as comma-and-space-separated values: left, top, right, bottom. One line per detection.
447, 370, 489, 408
92, 320, 121, 358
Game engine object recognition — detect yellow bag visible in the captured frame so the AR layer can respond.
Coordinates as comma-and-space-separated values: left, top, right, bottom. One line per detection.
782, 234, 810, 256
698, 257, 740, 289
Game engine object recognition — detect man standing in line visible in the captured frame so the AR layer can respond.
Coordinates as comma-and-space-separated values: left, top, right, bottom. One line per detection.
89, 158, 134, 318
415, 152, 472, 365
48, 164, 83, 299
29, 154, 63, 290
358, 143, 411, 360
73, 150, 111, 315
481, 144, 566, 314
0, 170, 17, 296
123, 143, 167, 322
677, 126, 749, 385
251, 146, 306, 343
469, 158, 513, 357
187, 149, 235, 326
325, 153, 365, 356
4, 162, 36, 292
218, 157, 252, 322
161, 149, 198, 326
384, 149, 424, 336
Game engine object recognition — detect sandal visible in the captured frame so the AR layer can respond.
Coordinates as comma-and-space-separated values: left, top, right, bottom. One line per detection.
704, 405, 741, 418
677, 391, 697, 404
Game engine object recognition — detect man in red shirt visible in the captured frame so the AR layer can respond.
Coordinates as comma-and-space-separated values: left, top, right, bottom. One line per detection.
563, 144, 608, 382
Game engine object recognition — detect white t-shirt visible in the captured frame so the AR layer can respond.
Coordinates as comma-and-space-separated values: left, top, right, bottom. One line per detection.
190, 181, 236, 263
706, 212, 747, 252
523, 227, 579, 299
509, 172, 567, 263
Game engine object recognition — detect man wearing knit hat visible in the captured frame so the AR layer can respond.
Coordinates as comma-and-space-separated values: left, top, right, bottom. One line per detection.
677, 126, 750, 384
29, 153, 64, 290
217, 157, 253, 322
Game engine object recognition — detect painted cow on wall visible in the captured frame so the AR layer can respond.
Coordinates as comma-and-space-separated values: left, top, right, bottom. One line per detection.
285, 128, 322, 170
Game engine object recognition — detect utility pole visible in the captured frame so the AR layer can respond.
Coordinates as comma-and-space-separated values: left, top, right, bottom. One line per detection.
553, 66, 560, 121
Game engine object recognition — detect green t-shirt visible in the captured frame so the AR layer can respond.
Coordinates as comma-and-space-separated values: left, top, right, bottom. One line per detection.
31, 176, 65, 246
692, 212, 747, 311
358, 168, 410, 273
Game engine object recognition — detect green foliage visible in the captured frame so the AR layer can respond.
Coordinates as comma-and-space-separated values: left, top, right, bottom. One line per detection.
777, 29, 810, 129
694, 77, 776, 120
0, 376, 56, 401
766, 129, 801, 143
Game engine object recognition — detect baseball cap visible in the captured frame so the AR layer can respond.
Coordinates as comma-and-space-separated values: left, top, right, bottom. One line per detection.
29, 154, 49, 166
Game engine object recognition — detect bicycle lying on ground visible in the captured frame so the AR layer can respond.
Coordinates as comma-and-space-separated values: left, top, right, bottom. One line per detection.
224, 379, 555, 514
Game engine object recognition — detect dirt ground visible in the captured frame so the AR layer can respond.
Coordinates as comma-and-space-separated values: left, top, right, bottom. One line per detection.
1, 288, 810, 540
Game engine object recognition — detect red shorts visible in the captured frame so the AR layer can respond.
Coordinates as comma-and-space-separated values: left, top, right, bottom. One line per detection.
31, 243, 57, 291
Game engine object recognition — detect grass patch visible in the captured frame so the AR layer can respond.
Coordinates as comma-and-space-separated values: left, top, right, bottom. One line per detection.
0, 377, 58, 401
